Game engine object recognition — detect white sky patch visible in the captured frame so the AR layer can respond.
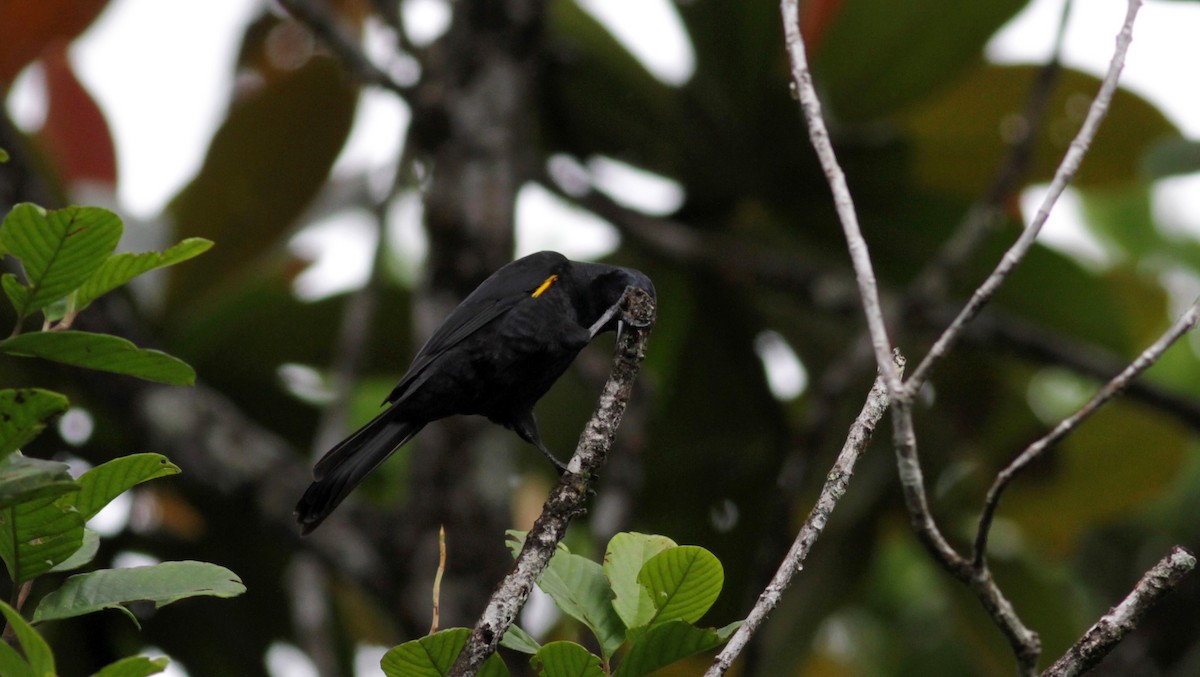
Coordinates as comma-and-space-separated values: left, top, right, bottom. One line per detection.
575, 0, 695, 86
753, 330, 808, 401
70, 0, 259, 218
588, 156, 685, 216
402, 0, 452, 47
266, 642, 319, 677
90, 491, 133, 536
6, 63, 47, 130
290, 209, 379, 300
58, 407, 95, 446
354, 645, 388, 677
989, 0, 1200, 137
516, 183, 621, 259
1153, 173, 1200, 240
1020, 185, 1112, 268
112, 550, 161, 569
331, 88, 411, 196
386, 190, 430, 284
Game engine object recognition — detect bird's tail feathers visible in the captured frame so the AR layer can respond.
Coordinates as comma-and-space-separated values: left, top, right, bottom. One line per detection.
296, 410, 424, 534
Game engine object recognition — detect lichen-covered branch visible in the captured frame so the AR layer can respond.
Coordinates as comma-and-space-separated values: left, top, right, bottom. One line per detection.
447, 287, 655, 677
1042, 547, 1196, 677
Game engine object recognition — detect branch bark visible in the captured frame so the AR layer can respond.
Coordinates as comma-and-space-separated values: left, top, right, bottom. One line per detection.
447, 287, 655, 677
1042, 547, 1196, 677
703, 351, 902, 677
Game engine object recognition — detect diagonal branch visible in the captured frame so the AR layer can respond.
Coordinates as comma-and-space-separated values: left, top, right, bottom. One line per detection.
904, 0, 1144, 396
973, 301, 1200, 567
447, 287, 655, 677
703, 352, 902, 677
1042, 546, 1196, 677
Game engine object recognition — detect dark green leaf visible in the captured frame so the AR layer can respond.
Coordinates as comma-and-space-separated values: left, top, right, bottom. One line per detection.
0, 455, 85, 583
500, 624, 541, 654
531, 641, 604, 677
91, 655, 170, 677
0, 204, 121, 316
0, 452, 79, 510
0, 331, 196, 385
614, 620, 725, 677
380, 628, 509, 677
638, 546, 724, 627
67, 453, 180, 521
75, 238, 214, 312
0, 388, 69, 461
50, 527, 100, 573
33, 561, 246, 625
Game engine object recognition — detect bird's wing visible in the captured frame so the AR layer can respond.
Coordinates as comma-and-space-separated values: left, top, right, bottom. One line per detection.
384, 251, 568, 404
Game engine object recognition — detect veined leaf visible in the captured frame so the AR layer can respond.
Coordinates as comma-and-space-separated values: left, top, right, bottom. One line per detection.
50, 527, 100, 574
614, 620, 726, 677
604, 532, 677, 630
0, 331, 196, 385
66, 453, 180, 521
536, 550, 627, 660
0, 204, 121, 317
75, 238, 213, 311
32, 561, 246, 625
637, 546, 723, 627
0, 388, 69, 462
0, 454, 85, 584
380, 628, 510, 677
531, 641, 604, 677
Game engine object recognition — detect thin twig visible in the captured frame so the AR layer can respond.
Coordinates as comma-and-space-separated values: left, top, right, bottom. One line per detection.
779, 0, 900, 393
703, 352, 902, 677
276, 0, 413, 98
431, 525, 446, 634
905, 0, 1144, 396
446, 288, 655, 677
973, 301, 1200, 566
1042, 546, 1196, 677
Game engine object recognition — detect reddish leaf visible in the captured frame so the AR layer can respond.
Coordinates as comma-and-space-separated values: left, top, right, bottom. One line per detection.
0, 0, 109, 84
35, 44, 117, 187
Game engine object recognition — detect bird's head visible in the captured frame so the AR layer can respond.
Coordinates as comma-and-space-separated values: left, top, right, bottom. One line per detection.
568, 259, 656, 338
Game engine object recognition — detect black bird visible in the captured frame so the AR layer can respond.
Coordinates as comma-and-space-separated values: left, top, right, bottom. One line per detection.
295, 250, 654, 534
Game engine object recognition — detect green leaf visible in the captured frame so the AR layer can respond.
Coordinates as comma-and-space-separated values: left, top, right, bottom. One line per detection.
0, 388, 69, 462
0, 600, 54, 676
380, 628, 510, 677
614, 620, 726, 677
0, 640, 34, 677
537, 550, 627, 659
2, 272, 28, 313
0, 147, 9, 162
67, 453, 180, 521
50, 527, 100, 573
0, 204, 122, 317
91, 656, 169, 677
637, 546, 723, 627
604, 532, 677, 629
500, 624, 542, 654
0, 331, 196, 385
74, 238, 214, 312
0, 473, 86, 584
0, 453, 79, 510
32, 561, 246, 625
531, 641, 604, 677
1142, 137, 1200, 179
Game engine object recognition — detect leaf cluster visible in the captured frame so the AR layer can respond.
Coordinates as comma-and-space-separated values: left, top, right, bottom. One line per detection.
382, 532, 738, 677
0, 202, 242, 676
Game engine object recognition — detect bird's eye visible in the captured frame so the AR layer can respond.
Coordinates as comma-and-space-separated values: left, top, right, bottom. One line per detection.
531, 275, 559, 298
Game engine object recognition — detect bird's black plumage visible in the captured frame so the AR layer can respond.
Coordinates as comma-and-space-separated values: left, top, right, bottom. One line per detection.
295, 250, 654, 533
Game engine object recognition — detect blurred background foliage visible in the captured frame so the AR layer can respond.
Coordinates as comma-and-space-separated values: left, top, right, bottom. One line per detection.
2, 0, 1200, 675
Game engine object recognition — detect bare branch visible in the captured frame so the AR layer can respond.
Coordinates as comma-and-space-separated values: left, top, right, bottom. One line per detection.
905, 0, 1144, 395
779, 0, 900, 392
1042, 546, 1197, 677
973, 301, 1200, 566
447, 288, 655, 677
703, 352, 902, 677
